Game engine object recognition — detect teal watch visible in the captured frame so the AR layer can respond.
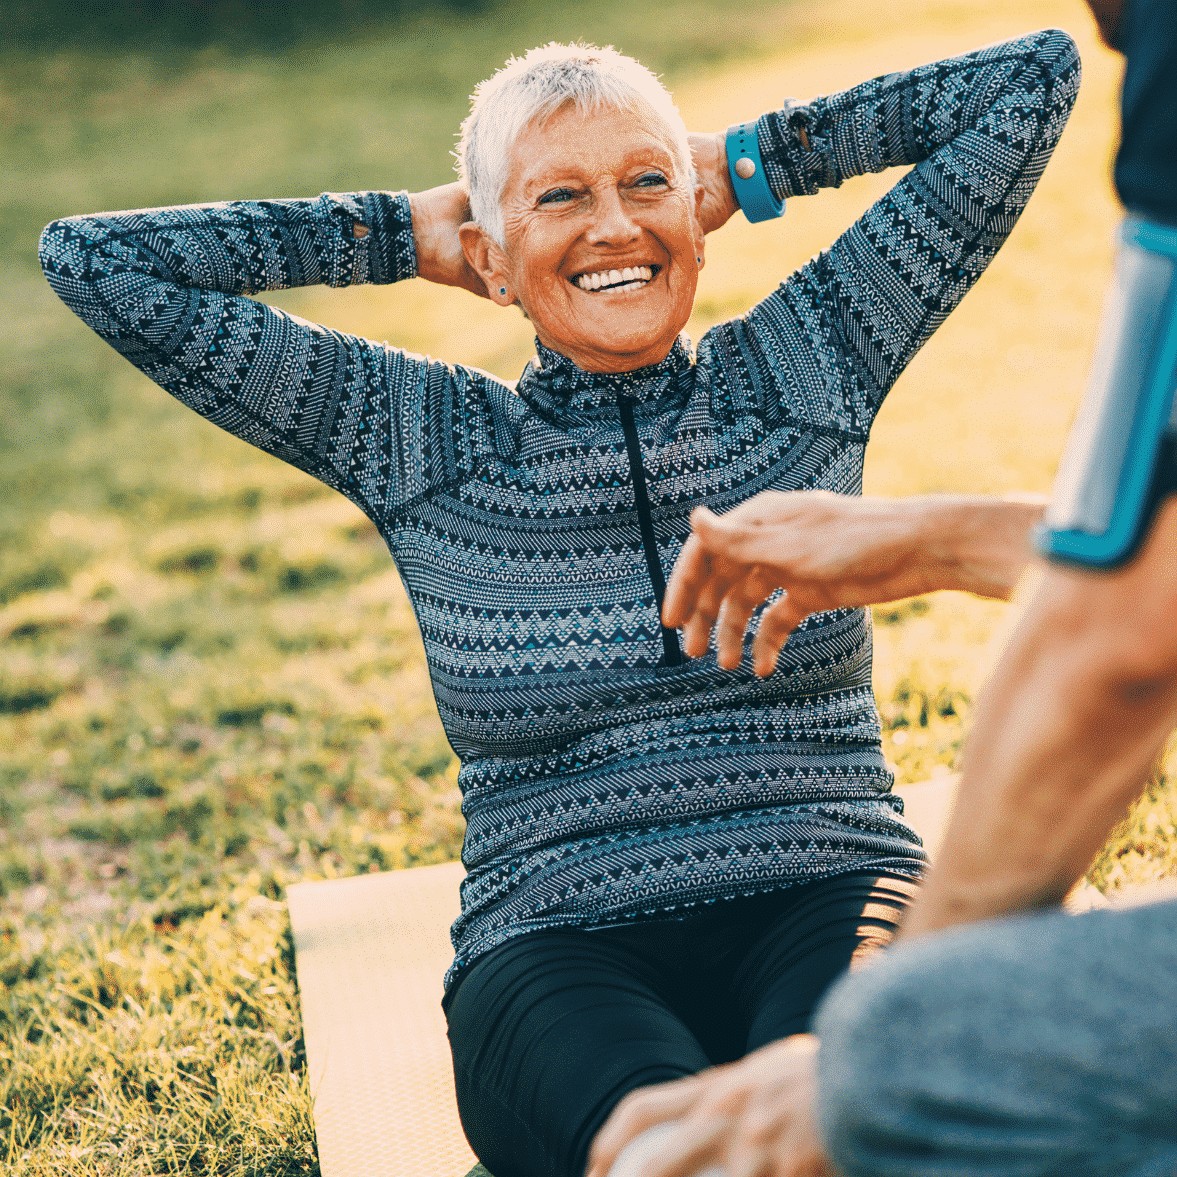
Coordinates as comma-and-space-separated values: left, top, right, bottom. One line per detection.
725, 120, 786, 223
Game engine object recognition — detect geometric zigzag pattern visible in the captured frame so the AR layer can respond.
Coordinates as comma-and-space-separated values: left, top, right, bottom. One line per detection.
39, 30, 1080, 992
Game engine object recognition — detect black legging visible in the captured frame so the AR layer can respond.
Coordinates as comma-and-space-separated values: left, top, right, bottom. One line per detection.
443, 871, 918, 1177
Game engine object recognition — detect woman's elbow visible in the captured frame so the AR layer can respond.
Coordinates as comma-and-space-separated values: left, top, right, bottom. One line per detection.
1026, 28, 1082, 131
38, 216, 98, 310
1034, 28, 1082, 92
39, 218, 73, 288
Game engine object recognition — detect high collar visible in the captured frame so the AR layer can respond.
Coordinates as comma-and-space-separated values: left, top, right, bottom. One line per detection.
515, 335, 695, 425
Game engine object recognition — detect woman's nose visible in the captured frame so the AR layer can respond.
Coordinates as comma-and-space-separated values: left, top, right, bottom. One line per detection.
587, 188, 641, 245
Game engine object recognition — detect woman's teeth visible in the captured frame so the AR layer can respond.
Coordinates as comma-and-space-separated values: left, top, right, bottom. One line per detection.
574, 265, 655, 292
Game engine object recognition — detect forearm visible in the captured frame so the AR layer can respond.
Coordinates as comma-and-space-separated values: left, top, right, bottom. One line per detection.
38, 191, 422, 507
786, 492, 1043, 605
910, 495, 1044, 600
40, 191, 415, 310
741, 31, 1079, 426
668, 491, 1042, 674
754, 29, 1080, 202
901, 500, 1177, 936
39, 191, 417, 381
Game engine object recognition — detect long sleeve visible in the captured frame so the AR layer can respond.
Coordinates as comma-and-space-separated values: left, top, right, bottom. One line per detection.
38, 190, 449, 519
743, 28, 1081, 432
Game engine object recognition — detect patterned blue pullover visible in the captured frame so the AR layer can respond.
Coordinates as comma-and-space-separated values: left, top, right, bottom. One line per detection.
40, 30, 1080, 991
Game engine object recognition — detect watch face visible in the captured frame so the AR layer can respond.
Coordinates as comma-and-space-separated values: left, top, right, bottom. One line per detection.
1046, 238, 1177, 537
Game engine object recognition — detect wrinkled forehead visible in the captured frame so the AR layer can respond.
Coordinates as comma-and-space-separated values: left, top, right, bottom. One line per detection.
504, 99, 689, 199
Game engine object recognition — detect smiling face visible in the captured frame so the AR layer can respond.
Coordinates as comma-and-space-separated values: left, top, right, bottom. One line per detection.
462, 101, 705, 373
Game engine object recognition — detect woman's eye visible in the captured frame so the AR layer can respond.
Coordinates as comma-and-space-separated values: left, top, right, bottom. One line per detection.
538, 188, 575, 206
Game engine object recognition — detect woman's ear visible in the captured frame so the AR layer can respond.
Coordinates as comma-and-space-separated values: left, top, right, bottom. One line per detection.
693, 184, 707, 269
458, 222, 514, 305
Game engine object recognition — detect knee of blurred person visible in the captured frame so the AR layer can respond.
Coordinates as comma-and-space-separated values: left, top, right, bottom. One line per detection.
809, 941, 951, 1177
809, 928, 1067, 1177
811, 902, 1177, 1177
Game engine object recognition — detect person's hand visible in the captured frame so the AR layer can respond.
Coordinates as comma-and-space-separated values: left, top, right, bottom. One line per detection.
408, 183, 488, 298
664, 491, 938, 677
585, 1035, 837, 1177
689, 132, 740, 235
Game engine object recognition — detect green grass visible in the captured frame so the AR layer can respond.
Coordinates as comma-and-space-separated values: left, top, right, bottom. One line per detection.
1, 0, 1175, 1172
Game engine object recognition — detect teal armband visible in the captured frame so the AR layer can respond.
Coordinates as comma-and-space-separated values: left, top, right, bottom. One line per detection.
725, 121, 786, 224
1037, 217, 1177, 568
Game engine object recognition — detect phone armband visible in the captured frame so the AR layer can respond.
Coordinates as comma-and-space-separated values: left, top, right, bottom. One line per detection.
1037, 218, 1177, 568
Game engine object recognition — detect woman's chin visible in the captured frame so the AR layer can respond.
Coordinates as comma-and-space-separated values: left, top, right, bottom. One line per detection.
527, 275, 694, 371
548, 310, 685, 371
568, 330, 679, 371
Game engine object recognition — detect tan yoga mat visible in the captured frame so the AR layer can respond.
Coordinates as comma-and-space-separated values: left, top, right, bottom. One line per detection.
287, 860, 481, 1177
287, 777, 1102, 1177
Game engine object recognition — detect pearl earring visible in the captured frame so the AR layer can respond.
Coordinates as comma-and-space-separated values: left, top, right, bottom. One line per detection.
696, 256, 702, 265
499, 286, 507, 296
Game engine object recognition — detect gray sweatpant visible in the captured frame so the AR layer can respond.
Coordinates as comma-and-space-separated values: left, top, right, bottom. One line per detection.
813, 889, 1177, 1177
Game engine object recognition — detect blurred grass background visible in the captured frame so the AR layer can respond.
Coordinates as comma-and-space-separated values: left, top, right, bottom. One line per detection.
1, 0, 1174, 1172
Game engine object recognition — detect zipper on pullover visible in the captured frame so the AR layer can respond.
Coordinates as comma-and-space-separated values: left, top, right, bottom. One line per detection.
618, 395, 683, 667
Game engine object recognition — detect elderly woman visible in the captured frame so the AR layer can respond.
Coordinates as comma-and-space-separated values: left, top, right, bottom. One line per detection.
40, 28, 1078, 1177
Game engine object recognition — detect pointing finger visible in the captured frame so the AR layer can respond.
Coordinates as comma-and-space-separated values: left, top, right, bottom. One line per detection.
663, 533, 708, 628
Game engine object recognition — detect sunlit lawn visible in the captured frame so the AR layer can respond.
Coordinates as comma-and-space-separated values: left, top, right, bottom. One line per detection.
1, 0, 1174, 1172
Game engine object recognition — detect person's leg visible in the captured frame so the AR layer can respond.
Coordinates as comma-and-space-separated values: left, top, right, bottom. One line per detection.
723, 872, 918, 1052
443, 926, 714, 1177
814, 891, 1177, 1177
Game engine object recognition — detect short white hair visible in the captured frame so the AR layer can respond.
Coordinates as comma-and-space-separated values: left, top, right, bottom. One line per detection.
457, 42, 693, 247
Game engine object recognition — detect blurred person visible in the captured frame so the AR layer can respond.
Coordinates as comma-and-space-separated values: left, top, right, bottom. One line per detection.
38, 31, 1079, 1177
587, 1, 1177, 1175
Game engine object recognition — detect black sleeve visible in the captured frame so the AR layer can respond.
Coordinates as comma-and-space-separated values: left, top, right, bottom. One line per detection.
1113, 0, 1177, 226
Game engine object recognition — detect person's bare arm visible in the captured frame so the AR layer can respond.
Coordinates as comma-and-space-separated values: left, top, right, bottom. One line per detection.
663, 491, 1045, 677
901, 498, 1177, 937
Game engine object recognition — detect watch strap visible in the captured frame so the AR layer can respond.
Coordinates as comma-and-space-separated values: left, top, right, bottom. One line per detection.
725, 120, 786, 223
